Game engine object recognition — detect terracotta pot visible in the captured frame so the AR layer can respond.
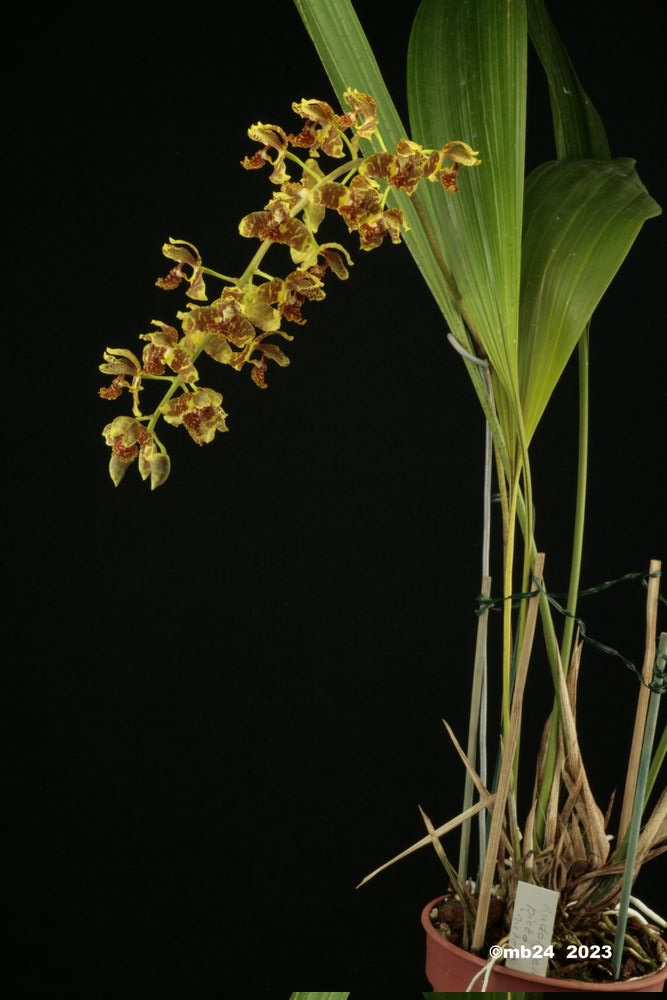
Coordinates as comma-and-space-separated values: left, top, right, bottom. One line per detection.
422, 896, 667, 993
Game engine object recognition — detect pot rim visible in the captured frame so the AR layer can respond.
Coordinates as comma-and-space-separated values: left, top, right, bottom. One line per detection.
422, 895, 667, 992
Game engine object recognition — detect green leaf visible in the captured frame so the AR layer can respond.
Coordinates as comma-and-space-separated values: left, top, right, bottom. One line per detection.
294, 0, 518, 481
527, 0, 610, 161
519, 157, 661, 440
293, 0, 467, 342
408, 0, 528, 418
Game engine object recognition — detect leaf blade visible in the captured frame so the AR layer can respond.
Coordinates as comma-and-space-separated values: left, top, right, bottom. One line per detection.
527, 0, 610, 161
519, 157, 661, 439
408, 0, 528, 409
293, 0, 467, 339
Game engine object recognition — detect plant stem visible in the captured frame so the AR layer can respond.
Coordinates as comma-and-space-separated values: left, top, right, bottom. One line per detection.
612, 632, 666, 979
478, 393, 493, 875
644, 723, 666, 806
533, 332, 589, 848
146, 377, 184, 433
457, 575, 491, 884
502, 474, 521, 740
560, 329, 589, 671
458, 365, 495, 885
618, 559, 662, 847
472, 554, 545, 952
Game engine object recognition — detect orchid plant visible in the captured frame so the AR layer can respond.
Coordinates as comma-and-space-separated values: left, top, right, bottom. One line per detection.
98, 0, 665, 986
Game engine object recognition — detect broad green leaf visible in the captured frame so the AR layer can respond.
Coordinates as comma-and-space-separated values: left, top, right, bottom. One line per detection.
408, 0, 528, 423
519, 157, 661, 439
527, 0, 610, 161
294, 0, 516, 480
294, 0, 467, 344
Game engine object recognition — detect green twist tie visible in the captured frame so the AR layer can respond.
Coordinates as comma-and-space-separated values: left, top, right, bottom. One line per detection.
476, 570, 665, 694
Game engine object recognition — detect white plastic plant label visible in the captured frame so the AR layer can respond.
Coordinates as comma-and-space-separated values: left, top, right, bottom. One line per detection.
505, 879, 560, 977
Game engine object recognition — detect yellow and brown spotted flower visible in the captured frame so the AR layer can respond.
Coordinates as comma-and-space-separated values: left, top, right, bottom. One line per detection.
242, 283, 282, 333
361, 139, 440, 195
102, 415, 170, 490
156, 238, 207, 301
440, 165, 460, 193
242, 123, 290, 185
99, 348, 142, 400
358, 208, 404, 250
438, 141, 481, 192
242, 331, 293, 389
270, 267, 327, 325
282, 158, 326, 233
99, 347, 142, 377
239, 194, 315, 264
99, 376, 126, 401
161, 388, 228, 444
342, 89, 378, 140
360, 138, 480, 195
316, 175, 405, 250
178, 287, 256, 366
317, 242, 353, 280
441, 140, 481, 167
249, 248, 349, 328
288, 98, 354, 158
139, 321, 199, 384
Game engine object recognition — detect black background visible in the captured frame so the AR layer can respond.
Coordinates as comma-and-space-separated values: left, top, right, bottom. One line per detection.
8, 0, 665, 993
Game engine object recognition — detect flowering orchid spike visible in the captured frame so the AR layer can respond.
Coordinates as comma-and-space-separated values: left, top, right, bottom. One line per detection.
99, 91, 480, 488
